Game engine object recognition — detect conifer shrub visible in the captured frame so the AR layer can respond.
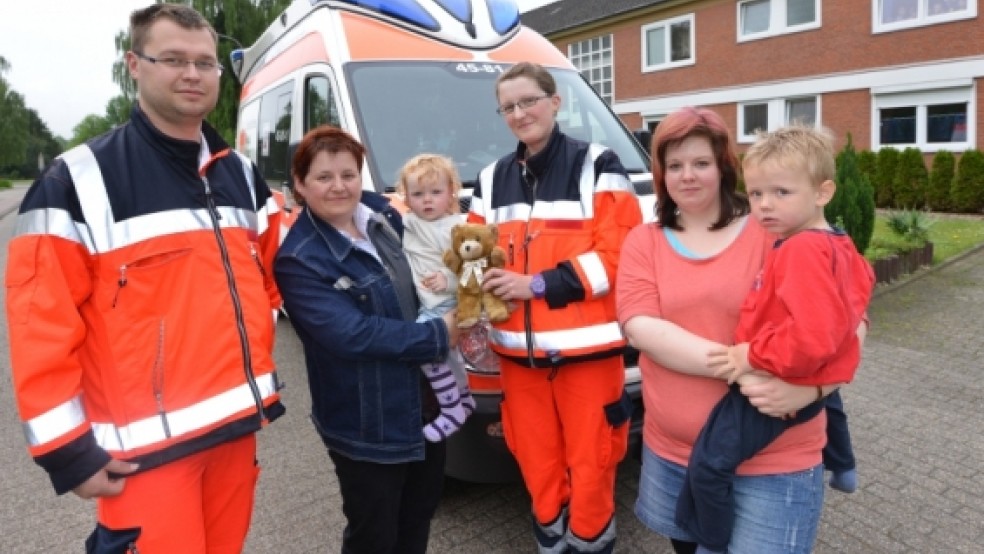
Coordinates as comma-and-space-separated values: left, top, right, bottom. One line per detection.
874, 147, 900, 207
858, 149, 877, 188
892, 147, 928, 209
926, 150, 955, 212
950, 149, 984, 213
828, 134, 875, 253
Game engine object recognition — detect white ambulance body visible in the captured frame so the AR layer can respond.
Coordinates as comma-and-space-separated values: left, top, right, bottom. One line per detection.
232, 0, 652, 483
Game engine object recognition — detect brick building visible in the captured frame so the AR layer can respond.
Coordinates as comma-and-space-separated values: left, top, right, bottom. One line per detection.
521, 0, 982, 153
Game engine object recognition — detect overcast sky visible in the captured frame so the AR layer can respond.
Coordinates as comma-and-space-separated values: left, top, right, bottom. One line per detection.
0, 0, 559, 139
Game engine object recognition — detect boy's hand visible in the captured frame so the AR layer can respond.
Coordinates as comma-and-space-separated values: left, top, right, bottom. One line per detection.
707, 343, 753, 384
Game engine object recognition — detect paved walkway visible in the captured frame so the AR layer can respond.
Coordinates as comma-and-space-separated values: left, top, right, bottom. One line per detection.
0, 181, 981, 552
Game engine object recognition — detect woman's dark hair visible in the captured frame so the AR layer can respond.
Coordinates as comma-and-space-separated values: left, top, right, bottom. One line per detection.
650, 107, 748, 230
290, 126, 365, 206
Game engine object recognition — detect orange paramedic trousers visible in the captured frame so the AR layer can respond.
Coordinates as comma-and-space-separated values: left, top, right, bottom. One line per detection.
97, 433, 259, 553
499, 356, 628, 540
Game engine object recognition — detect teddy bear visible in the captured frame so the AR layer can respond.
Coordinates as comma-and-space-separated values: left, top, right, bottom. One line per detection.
443, 223, 511, 328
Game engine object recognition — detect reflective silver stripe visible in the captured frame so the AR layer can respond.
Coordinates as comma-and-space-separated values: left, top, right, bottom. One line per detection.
576, 251, 609, 296
60, 146, 110, 252
535, 505, 569, 554
22, 395, 86, 447
577, 144, 603, 218
471, 162, 496, 220
566, 516, 616, 553
91, 372, 278, 453
492, 321, 624, 351
235, 150, 276, 238
256, 194, 279, 237
531, 200, 586, 220
14, 207, 94, 250
234, 151, 256, 208
59, 145, 261, 253
595, 171, 634, 193
487, 202, 530, 224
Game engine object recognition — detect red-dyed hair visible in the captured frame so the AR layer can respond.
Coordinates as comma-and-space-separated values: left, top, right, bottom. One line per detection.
651, 107, 748, 230
290, 126, 365, 205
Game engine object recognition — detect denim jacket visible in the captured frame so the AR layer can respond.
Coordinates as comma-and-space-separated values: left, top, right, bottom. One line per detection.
274, 192, 449, 463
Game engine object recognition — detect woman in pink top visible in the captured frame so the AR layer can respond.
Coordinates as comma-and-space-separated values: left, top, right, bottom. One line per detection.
616, 107, 833, 554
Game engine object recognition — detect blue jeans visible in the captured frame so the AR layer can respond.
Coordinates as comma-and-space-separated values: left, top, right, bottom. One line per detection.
677, 384, 826, 550
635, 445, 824, 554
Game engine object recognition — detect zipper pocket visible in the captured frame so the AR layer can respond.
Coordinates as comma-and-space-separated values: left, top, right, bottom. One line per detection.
152, 319, 171, 438
112, 264, 128, 308
248, 242, 267, 278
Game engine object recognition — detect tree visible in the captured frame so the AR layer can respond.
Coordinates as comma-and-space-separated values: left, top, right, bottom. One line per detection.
106, 95, 134, 127
892, 147, 928, 209
69, 115, 113, 147
827, 134, 875, 253
926, 150, 955, 212
5, 109, 62, 179
0, 57, 30, 171
950, 150, 984, 213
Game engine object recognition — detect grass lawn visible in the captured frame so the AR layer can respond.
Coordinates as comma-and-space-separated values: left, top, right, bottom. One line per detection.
867, 212, 984, 264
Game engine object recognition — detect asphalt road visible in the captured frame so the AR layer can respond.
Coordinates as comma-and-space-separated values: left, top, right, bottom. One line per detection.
0, 183, 981, 552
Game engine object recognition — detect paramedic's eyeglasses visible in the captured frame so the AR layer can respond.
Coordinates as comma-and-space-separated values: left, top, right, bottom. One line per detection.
134, 52, 222, 74
496, 95, 549, 116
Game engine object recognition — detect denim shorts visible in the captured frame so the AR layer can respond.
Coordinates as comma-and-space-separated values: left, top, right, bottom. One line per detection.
634, 444, 824, 553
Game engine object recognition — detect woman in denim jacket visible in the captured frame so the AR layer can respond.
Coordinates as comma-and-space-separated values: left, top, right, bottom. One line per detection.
274, 126, 459, 554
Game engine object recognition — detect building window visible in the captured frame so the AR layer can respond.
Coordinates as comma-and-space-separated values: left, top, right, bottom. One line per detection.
738, 96, 818, 142
641, 14, 695, 72
738, 0, 819, 41
874, 87, 972, 150
875, 0, 975, 32
569, 35, 613, 105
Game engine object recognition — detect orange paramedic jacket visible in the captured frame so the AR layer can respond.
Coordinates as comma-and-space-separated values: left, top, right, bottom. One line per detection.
5, 109, 284, 494
468, 127, 642, 367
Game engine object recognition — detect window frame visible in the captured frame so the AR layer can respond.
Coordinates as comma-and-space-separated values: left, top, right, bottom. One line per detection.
871, 86, 974, 152
737, 96, 820, 143
640, 13, 696, 73
737, 0, 821, 42
568, 34, 614, 105
873, 0, 977, 34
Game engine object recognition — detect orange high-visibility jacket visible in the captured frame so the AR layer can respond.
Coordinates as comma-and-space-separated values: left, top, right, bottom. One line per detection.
5, 110, 284, 494
468, 127, 642, 367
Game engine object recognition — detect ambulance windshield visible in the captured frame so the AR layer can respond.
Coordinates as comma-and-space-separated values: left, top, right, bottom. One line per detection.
346, 62, 650, 192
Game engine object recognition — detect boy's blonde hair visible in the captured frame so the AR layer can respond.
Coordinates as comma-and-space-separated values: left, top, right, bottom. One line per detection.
396, 154, 462, 214
742, 125, 836, 187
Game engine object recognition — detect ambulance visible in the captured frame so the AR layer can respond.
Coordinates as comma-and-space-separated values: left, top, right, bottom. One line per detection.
231, 0, 653, 483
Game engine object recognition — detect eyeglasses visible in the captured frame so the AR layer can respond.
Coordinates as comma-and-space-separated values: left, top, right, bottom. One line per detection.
496, 95, 549, 116
133, 52, 222, 74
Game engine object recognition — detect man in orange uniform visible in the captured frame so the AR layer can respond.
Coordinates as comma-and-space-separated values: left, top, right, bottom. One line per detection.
470, 62, 642, 554
5, 4, 283, 553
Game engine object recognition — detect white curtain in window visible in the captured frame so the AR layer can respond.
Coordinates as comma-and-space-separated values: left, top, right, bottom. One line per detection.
742, 0, 771, 34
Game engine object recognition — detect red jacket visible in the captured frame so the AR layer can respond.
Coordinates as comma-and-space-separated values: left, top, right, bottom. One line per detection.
736, 229, 875, 385
5, 108, 283, 494
468, 126, 642, 367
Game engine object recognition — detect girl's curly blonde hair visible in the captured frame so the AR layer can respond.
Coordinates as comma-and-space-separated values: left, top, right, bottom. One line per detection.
396, 153, 462, 214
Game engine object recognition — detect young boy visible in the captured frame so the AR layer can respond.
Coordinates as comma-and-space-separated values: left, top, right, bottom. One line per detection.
675, 126, 875, 554
399, 154, 476, 441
